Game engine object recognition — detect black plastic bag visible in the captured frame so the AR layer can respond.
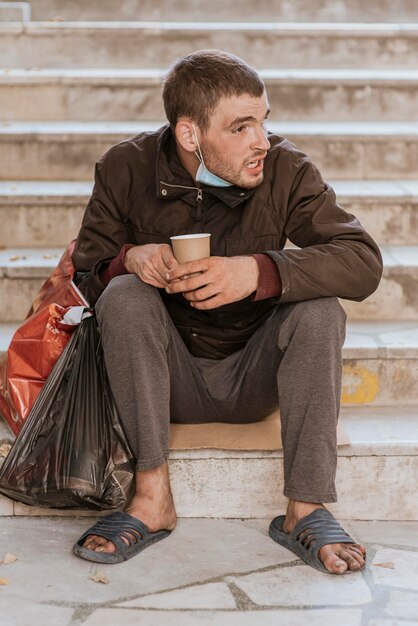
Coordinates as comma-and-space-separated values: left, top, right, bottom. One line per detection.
0, 310, 135, 510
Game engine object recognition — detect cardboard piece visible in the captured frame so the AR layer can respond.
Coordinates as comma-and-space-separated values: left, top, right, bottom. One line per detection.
169, 410, 350, 451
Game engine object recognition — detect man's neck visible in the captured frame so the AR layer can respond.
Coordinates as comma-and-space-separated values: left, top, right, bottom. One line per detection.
175, 142, 199, 183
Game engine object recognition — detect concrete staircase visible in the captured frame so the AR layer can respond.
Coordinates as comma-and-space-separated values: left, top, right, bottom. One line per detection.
0, 0, 417, 520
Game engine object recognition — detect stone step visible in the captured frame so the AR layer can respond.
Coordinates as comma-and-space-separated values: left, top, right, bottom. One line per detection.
3, 68, 418, 122
342, 247, 418, 321
1, 405, 417, 519
1, 247, 418, 322
24, 0, 418, 23
1, 22, 418, 69
1, 180, 417, 247
1, 121, 417, 181
0, 2, 30, 22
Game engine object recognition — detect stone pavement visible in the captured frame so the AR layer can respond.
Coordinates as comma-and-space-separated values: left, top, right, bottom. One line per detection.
0, 517, 417, 625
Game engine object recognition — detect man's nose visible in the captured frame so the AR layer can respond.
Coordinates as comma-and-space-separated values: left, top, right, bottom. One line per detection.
251, 126, 271, 152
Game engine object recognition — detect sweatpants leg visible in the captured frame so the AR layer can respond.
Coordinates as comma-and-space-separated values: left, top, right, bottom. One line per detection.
95, 275, 224, 471
201, 297, 347, 503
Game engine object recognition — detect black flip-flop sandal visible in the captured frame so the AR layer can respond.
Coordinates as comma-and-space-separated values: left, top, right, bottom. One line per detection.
269, 508, 365, 574
73, 511, 172, 564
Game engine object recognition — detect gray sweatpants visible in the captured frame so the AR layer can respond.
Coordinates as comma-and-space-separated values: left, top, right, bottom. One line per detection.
95, 274, 346, 503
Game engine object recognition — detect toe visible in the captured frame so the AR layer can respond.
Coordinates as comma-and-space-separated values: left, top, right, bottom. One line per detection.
345, 546, 366, 569
319, 545, 348, 574
339, 548, 364, 571
83, 535, 106, 550
354, 543, 367, 556
94, 540, 116, 554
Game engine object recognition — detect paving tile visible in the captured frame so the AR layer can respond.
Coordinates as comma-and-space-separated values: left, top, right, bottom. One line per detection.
83, 608, 363, 626
367, 619, 418, 626
0, 494, 13, 515
385, 589, 418, 620
0, 518, 291, 605
344, 522, 418, 548
0, 600, 73, 626
116, 582, 236, 609
228, 565, 372, 607
371, 548, 418, 590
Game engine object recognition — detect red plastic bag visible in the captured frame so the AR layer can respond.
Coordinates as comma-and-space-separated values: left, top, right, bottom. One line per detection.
0, 241, 88, 435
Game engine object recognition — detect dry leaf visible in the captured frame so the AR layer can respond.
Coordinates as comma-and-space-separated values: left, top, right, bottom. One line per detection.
9, 255, 27, 262
42, 254, 53, 259
373, 561, 395, 569
2, 553, 17, 565
90, 571, 110, 584
0, 443, 11, 458
47, 16, 65, 22
0, 578, 9, 585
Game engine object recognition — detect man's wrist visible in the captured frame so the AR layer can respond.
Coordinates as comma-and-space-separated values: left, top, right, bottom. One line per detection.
123, 245, 137, 273
247, 254, 260, 294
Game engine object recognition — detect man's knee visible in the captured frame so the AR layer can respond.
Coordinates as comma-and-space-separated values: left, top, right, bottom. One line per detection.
290, 297, 346, 335
95, 274, 162, 324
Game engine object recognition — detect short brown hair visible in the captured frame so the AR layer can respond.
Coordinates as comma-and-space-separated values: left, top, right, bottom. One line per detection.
163, 49, 265, 131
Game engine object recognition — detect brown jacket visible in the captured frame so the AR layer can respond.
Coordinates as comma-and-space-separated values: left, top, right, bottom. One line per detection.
72, 125, 383, 359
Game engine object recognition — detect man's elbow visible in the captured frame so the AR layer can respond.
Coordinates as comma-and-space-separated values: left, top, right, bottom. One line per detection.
350, 259, 383, 302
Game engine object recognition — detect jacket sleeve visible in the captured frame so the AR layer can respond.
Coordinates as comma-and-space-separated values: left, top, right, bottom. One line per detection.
266, 155, 383, 303
71, 147, 132, 305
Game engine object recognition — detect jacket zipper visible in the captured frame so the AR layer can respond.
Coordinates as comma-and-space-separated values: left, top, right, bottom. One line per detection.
160, 181, 206, 229
160, 180, 200, 193
196, 188, 205, 228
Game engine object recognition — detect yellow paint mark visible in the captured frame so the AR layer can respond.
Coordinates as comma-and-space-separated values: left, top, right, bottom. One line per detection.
342, 364, 379, 404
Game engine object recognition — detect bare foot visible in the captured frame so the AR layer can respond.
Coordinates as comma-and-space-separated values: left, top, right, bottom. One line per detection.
283, 500, 366, 574
81, 462, 177, 554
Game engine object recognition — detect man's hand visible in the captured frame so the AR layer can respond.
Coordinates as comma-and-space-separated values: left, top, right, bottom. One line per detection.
124, 244, 178, 288
165, 256, 259, 309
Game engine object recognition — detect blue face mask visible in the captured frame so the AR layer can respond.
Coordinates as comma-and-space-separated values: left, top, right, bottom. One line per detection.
193, 125, 233, 188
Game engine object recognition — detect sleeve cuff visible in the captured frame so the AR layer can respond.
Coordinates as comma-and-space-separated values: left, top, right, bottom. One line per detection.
251, 253, 282, 301
99, 243, 135, 287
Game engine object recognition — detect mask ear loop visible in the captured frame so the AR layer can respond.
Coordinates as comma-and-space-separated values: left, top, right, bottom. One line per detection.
192, 125, 205, 165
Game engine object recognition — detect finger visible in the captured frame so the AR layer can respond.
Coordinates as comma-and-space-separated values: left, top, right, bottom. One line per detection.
161, 247, 179, 271
166, 274, 208, 294
167, 259, 210, 281
139, 270, 167, 288
183, 285, 218, 301
190, 295, 225, 310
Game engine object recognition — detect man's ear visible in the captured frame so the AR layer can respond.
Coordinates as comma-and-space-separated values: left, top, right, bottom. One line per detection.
175, 118, 199, 153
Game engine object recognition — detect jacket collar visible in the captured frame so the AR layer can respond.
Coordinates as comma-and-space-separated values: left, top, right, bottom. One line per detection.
155, 125, 255, 208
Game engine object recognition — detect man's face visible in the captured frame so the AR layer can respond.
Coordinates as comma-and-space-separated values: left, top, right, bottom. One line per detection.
198, 92, 271, 189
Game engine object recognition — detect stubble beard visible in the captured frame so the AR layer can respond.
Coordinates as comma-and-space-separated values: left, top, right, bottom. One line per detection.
201, 143, 264, 189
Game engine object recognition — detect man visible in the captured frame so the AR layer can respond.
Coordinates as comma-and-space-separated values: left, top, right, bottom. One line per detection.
71, 49, 382, 574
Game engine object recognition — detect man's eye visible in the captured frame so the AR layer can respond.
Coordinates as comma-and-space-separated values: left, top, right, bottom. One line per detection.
233, 126, 246, 134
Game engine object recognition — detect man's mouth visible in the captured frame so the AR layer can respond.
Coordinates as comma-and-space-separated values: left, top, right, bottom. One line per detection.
245, 158, 264, 173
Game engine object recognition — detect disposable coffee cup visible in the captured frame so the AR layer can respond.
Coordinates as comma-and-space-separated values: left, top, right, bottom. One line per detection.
170, 233, 211, 264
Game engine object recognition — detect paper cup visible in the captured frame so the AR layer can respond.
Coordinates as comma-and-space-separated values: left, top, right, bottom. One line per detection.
170, 233, 211, 264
